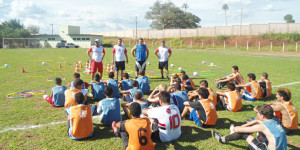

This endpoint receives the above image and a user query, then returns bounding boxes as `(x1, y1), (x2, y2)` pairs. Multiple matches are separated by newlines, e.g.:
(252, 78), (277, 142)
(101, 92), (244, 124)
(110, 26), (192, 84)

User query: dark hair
(197, 88), (209, 99)
(55, 78), (62, 85)
(182, 75), (189, 80)
(109, 72), (114, 78)
(73, 73), (80, 79)
(173, 74), (179, 79)
(175, 78), (181, 83)
(123, 73), (129, 79)
(139, 70), (145, 76)
(159, 91), (170, 104)
(73, 79), (84, 88)
(174, 83), (181, 90)
(200, 80), (208, 88)
(95, 74), (101, 82)
(180, 70), (186, 74)
(134, 91), (143, 100)
(277, 90), (291, 101)
(261, 72), (268, 79)
(75, 92), (84, 104)
(131, 80), (139, 87)
(247, 73), (256, 80)
(104, 86), (113, 97)
(139, 38), (144, 41)
(227, 82), (236, 91)
(258, 104), (274, 119)
(118, 39), (122, 41)
(130, 102), (141, 118)
(232, 66), (239, 71)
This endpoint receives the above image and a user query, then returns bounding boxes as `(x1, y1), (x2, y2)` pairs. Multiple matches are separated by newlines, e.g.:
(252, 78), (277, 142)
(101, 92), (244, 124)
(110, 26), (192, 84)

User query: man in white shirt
(155, 40), (172, 80)
(142, 91), (181, 142)
(112, 39), (128, 80)
(87, 39), (105, 82)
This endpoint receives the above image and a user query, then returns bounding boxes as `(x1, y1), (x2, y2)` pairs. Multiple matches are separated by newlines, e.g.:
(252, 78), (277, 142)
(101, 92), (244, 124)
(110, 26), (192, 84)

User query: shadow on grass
(259, 94), (276, 102)
(227, 143), (248, 149)
(214, 118), (244, 129)
(85, 124), (113, 141)
(240, 104), (255, 112)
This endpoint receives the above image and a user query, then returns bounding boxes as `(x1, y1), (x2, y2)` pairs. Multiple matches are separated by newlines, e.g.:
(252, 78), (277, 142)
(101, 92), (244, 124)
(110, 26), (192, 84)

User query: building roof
(68, 34), (103, 37)
(31, 34), (59, 36)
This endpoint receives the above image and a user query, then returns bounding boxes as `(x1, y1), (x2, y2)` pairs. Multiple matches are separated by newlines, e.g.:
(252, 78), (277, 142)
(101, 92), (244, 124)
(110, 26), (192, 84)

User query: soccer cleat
(230, 124), (235, 134)
(111, 121), (118, 137)
(212, 130), (225, 144)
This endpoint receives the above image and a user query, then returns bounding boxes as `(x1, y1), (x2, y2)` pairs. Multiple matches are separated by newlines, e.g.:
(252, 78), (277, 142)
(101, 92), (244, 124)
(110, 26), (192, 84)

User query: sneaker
(111, 121), (118, 137)
(230, 124), (235, 134)
(244, 119), (252, 123)
(212, 130), (226, 144)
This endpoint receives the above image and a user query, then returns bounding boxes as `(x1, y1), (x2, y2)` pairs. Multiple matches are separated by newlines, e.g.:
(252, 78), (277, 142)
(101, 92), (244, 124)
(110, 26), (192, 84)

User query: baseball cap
(95, 39), (100, 42)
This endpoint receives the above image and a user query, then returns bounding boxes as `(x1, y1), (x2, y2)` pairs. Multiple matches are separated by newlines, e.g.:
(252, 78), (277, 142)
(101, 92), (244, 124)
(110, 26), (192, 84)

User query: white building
(31, 25), (102, 48)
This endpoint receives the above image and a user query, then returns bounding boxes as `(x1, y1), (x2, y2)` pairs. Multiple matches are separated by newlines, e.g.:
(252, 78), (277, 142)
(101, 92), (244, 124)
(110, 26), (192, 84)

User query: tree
(27, 25), (40, 34)
(222, 4), (229, 26)
(182, 3), (189, 13)
(284, 14), (295, 23)
(145, 1), (200, 30)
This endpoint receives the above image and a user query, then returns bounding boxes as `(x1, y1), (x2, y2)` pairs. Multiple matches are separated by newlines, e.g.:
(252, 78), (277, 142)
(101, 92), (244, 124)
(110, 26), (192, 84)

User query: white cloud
(6, 0), (46, 19)
(264, 4), (273, 10)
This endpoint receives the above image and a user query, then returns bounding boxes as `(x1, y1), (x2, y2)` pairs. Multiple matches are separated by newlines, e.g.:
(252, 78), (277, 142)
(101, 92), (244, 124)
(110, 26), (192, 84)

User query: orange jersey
(265, 80), (272, 98)
(198, 99), (218, 125)
(275, 111), (282, 121)
(189, 78), (196, 89)
(281, 102), (298, 129)
(68, 105), (94, 139)
(225, 91), (242, 112)
(125, 118), (154, 150)
(246, 81), (262, 99)
(207, 88), (217, 106)
(65, 89), (81, 108)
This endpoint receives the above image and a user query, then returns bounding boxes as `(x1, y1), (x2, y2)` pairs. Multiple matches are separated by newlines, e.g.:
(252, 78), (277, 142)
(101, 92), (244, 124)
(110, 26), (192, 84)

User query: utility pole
(240, 8), (243, 36)
(50, 24), (53, 35)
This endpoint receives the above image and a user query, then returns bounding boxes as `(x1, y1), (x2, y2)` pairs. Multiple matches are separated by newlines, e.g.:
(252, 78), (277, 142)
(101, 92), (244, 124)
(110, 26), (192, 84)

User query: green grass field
(0, 48), (299, 149)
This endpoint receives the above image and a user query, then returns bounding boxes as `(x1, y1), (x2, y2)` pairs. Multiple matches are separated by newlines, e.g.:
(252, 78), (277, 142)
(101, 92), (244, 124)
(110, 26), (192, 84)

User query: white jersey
(89, 45), (105, 62)
(147, 104), (181, 142)
(156, 46), (171, 62)
(113, 45), (127, 62)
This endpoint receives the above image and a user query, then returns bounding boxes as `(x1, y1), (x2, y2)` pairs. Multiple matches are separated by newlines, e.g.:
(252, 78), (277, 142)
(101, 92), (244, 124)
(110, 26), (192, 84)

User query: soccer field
(0, 48), (299, 149)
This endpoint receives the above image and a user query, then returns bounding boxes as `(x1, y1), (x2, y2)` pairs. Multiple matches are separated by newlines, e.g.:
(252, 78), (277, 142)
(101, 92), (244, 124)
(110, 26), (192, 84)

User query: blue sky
(0, 0), (299, 34)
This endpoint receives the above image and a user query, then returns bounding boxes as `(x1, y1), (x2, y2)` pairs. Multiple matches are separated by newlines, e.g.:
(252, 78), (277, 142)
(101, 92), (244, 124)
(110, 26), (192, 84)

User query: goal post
(2, 38), (43, 49)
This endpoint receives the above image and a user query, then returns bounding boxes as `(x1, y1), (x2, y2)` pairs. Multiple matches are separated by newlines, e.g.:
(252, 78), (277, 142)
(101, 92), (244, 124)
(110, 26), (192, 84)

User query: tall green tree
(222, 4), (229, 26)
(284, 14), (295, 23)
(145, 0), (201, 30)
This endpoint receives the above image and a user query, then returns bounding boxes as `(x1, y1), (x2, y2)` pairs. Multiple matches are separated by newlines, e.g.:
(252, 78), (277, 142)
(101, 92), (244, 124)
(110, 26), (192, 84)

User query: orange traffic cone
(85, 61), (89, 71)
(80, 63), (83, 69)
(88, 62), (92, 74)
(74, 62), (79, 72)
(107, 63), (110, 72)
(110, 64), (114, 72)
(59, 64), (62, 69)
(21, 66), (25, 73)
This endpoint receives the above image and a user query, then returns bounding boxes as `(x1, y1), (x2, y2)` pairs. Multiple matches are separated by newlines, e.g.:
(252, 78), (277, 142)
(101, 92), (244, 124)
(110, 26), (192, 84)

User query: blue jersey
(263, 119), (287, 150)
(171, 91), (189, 113)
(92, 82), (106, 100)
(108, 79), (120, 98)
(127, 87), (144, 103)
(52, 86), (67, 106)
(97, 98), (121, 125)
(121, 79), (133, 90)
(133, 99), (148, 118)
(70, 81), (85, 89)
(137, 76), (150, 94)
(136, 44), (147, 61)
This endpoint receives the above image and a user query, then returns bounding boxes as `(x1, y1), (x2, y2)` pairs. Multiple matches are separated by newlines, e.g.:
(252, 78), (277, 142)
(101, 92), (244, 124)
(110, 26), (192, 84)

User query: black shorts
(248, 138), (268, 150)
(115, 61), (125, 71)
(135, 60), (146, 71)
(159, 61), (168, 70)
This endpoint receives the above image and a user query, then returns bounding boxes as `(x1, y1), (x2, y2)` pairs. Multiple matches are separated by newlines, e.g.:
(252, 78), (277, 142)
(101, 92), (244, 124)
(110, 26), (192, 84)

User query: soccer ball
(4, 64), (8, 67)
(202, 61), (205, 64)
(193, 72), (198, 76)
(147, 62), (150, 65)
(178, 67), (182, 71)
(211, 63), (214, 66)
(128, 73), (131, 77)
(78, 61), (82, 64)
(171, 64), (174, 67)
(42, 62), (45, 65)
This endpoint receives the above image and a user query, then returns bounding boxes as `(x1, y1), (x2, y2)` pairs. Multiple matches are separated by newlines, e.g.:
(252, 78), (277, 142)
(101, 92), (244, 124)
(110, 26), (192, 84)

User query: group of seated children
(42, 65), (297, 150)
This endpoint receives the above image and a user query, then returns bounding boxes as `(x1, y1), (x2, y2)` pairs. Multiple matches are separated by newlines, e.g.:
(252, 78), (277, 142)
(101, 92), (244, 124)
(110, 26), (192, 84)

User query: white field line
(0, 116), (100, 133)
(272, 81), (300, 88)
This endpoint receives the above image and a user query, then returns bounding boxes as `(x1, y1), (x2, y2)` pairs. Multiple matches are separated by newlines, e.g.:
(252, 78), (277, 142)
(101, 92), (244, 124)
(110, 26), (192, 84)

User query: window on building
(47, 38), (55, 41)
(82, 38), (86, 40)
(86, 38), (90, 40)
(77, 38), (80, 40)
(73, 38), (76, 41)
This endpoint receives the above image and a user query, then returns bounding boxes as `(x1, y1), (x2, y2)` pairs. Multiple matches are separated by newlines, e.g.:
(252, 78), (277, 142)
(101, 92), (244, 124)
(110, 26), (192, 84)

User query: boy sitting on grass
(148, 84), (170, 106)
(258, 72), (272, 98)
(91, 73), (106, 100)
(120, 80), (144, 103)
(188, 80), (217, 106)
(112, 102), (154, 150)
(65, 79), (88, 108)
(66, 92), (95, 140)
(181, 88), (218, 127)
(236, 73), (262, 101)
(105, 72), (121, 99)
(214, 66), (244, 89)
(121, 91), (148, 118)
(216, 82), (243, 112)
(69, 73), (89, 89)
(119, 73), (133, 91)
(137, 70), (151, 94)
(97, 86), (121, 126)
(170, 83), (189, 113)
(43, 77), (67, 107)
(180, 71), (195, 90)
